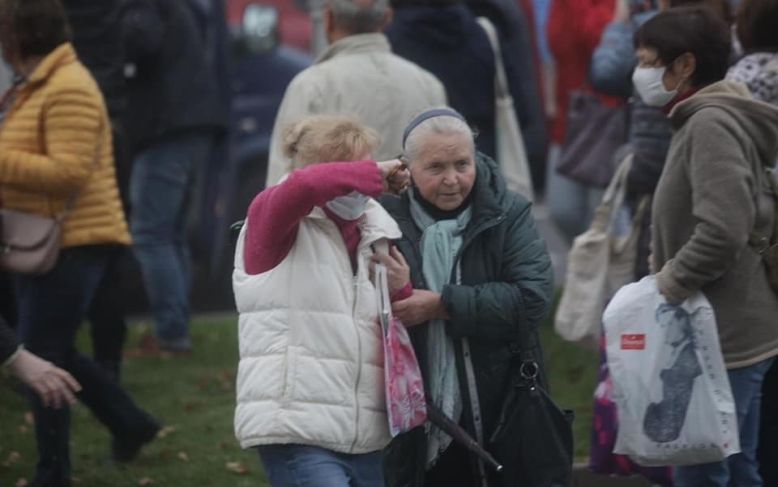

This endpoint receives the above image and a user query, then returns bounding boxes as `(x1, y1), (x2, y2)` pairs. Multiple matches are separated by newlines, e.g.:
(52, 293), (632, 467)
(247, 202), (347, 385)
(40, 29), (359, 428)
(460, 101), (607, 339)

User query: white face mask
(325, 191), (369, 220)
(632, 66), (679, 107)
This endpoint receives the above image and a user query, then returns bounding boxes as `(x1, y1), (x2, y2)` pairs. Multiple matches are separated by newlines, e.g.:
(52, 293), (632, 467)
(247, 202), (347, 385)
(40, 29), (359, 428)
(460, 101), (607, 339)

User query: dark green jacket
(380, 155), (554, 486)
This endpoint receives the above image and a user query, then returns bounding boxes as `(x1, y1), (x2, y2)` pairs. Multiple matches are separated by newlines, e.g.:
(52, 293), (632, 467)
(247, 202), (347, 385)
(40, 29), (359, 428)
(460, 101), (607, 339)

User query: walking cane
(425, 401), (504, 472)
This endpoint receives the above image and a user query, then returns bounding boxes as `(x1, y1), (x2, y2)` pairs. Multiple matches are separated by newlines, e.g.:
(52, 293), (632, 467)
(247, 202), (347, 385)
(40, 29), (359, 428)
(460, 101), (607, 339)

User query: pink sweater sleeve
(243, 161), (384, 274)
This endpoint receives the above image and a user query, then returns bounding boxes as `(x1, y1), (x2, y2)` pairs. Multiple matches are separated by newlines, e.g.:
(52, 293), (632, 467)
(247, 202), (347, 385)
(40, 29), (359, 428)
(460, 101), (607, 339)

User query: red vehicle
(227, 0), (312, 52)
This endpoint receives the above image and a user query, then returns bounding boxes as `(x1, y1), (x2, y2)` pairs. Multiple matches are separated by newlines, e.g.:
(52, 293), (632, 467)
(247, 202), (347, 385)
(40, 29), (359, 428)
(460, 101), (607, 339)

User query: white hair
(327, 0), (389, 34)
(403, 112), (476, 163)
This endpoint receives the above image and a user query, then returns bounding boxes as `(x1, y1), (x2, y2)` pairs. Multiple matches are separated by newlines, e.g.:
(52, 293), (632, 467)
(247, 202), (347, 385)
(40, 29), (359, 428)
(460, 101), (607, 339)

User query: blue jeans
(545, 144), (604, 241)
(15, 246), (158, 487)
(674, 358), (775, 487)
(257, 445), (384, 487)
(130, 133), (210, 349)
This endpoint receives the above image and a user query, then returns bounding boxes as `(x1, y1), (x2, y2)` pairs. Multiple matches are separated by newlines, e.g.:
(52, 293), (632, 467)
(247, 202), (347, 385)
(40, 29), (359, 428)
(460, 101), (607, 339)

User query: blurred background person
(545, 0), (621, 241)
(62, 0), (130, 381)
(386, 0), (548, 193)
(264, 0), (446, 186)
(637, 7), (778, 485)
(0, 0), (161, 484)
(726, 0), (778, 483)
(120, 0), (227, 354)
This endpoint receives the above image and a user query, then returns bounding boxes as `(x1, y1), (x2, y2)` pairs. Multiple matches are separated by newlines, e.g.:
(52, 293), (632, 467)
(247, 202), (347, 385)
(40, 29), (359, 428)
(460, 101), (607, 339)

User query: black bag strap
(508, 290), (544, 389)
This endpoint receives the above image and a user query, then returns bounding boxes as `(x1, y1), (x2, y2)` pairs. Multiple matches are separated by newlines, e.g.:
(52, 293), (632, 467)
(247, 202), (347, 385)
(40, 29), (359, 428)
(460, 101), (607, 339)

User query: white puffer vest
(233, 200), (400, 453)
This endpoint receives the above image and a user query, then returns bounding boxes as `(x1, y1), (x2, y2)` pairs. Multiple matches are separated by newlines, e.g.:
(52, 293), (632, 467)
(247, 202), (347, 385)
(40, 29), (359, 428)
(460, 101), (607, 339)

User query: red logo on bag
(621, 334), (646, 350)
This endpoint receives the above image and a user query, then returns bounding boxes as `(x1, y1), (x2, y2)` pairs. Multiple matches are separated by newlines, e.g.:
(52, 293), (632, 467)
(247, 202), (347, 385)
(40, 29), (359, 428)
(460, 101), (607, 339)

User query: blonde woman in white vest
(232, 114), (411, 486)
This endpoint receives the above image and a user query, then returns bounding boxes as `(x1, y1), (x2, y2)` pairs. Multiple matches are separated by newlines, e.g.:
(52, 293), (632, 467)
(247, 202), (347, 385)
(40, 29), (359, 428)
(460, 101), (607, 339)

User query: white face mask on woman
(325, 191), (369, 220)
(632, 66), (679, 107)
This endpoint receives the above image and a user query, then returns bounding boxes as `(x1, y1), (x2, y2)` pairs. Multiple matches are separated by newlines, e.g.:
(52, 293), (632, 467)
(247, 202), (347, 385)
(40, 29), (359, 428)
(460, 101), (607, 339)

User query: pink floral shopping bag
(375, 264), (427, 436)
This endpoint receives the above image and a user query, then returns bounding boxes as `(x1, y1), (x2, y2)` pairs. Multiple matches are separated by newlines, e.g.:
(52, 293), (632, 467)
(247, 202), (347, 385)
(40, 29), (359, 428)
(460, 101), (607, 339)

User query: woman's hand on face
(392, 289), (448, 327)
(376, 159), (410, 195)
(371, 246), (411, 293)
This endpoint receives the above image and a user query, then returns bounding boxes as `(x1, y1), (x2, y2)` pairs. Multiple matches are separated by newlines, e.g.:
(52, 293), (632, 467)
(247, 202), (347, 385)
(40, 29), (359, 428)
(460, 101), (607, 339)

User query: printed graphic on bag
(621, 334), (646, 350)
(642, 305), (702, 443)
(604, 276), (740, 466)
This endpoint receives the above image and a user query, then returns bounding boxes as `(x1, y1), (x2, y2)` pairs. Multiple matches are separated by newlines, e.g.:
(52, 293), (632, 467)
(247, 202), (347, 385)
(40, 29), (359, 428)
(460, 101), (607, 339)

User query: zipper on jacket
(349, 274), (362, 452)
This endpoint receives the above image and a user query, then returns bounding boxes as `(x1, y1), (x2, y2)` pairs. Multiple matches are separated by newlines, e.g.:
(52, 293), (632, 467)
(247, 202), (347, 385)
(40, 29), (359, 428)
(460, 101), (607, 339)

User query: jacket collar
(25, 43), (77, 86)
(315, 33), (391, 64)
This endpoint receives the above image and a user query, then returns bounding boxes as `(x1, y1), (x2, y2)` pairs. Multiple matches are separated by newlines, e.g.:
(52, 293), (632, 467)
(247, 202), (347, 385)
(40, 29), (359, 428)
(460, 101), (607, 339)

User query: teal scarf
(409, 189), (472, 467)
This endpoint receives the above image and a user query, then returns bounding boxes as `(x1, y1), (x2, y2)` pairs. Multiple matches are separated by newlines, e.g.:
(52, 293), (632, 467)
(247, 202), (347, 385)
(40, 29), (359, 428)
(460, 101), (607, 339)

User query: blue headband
(401, 108), (467, 149)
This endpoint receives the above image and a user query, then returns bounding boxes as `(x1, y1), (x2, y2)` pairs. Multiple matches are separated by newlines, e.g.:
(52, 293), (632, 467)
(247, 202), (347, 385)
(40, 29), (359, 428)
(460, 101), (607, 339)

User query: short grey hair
(327, 0), (390, 34)
(403, 112), (476, 163)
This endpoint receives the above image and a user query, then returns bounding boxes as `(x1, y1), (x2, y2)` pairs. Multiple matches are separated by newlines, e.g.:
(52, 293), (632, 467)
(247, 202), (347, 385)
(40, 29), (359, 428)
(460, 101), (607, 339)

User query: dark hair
(736, 0), (778, 52)
(0, 0), (71, 65)
(634, 7), (731, 87)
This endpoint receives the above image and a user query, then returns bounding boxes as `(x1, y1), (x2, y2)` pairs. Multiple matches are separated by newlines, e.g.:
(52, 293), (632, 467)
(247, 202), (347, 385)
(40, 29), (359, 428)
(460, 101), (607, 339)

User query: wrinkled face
(409, 131), (476, 211)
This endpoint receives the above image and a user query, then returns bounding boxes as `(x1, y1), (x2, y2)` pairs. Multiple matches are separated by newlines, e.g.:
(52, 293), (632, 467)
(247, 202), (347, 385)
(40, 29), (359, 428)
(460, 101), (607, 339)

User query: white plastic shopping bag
(603, 276), (740, 466)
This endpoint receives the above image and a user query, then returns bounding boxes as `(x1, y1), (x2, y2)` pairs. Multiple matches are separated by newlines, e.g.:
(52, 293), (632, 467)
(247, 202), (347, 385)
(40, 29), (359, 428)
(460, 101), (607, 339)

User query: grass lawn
(0, 314), (598, 486)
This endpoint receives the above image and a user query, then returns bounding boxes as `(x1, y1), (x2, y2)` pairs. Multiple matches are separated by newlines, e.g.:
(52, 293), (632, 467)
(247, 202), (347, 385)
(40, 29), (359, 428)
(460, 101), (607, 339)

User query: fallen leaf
(17, 425), (28, 434)
(71, 477), (81, 484)
(15, 479), (27, 487)
(158, 449), (175, 461)
(138, 477), (154, 486)
(3, 451), (21, 467)
(156, 425), (177, 439)
(218, 441), (229, 450)
(23, 412), (34, 425)
(177, 451), (189, 462)
(225, 461), (249, 475)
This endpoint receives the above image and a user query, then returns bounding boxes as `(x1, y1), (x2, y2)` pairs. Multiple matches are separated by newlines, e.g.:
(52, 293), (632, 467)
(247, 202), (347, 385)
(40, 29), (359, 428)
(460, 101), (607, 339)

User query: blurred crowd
(0, 0), (777, 486)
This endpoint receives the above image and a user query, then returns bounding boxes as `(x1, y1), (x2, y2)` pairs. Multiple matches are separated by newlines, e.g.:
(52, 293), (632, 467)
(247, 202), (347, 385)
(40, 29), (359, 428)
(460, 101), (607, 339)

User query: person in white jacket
(233, 115), (412, 486)
(264, 0), (447, 186)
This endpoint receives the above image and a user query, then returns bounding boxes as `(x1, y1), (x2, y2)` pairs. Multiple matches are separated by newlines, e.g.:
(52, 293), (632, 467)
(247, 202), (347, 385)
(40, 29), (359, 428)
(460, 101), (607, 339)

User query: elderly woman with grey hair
(379, 107), (554, 486)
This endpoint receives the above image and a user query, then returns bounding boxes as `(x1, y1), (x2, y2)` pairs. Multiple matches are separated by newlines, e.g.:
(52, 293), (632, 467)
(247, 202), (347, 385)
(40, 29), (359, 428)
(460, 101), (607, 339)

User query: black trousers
(758, 359), (778, 485)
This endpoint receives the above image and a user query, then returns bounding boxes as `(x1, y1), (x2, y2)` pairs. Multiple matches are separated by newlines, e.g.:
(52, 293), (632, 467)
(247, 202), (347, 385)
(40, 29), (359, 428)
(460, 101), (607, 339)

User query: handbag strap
(373, 262), (391, 337)
(476, 17), (510, 101)
(589, 154), (633, 233)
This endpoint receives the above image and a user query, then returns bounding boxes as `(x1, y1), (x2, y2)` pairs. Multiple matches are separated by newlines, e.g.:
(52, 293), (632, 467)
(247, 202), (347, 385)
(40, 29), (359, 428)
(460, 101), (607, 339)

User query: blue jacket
(589, 11), (671, 196)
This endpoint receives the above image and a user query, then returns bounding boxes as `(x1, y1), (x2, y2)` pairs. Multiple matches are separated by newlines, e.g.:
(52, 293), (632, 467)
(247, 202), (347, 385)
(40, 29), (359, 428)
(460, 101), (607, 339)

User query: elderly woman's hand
(376, 159), (410, 195)
(392, 290), (449, 327)
(371, 246), (410, 293)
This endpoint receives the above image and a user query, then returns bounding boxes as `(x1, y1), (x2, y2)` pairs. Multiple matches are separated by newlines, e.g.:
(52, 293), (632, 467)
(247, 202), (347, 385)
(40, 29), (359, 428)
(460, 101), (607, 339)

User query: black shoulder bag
(488, 321), (575, 487)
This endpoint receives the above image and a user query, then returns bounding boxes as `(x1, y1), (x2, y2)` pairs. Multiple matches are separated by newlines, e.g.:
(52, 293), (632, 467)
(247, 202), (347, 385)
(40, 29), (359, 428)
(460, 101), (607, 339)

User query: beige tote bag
(554, 155), (649, 344)
(477, 17), (534, 201)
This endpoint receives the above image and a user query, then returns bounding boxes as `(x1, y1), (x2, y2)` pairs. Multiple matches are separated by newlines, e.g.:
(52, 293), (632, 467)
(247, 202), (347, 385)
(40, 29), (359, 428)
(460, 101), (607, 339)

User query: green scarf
(409, 189), (472, 467)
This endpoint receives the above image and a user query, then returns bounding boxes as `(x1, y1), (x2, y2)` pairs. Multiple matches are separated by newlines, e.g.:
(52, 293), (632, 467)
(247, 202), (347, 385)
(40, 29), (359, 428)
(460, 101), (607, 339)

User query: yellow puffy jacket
(0, 43), (130, 248)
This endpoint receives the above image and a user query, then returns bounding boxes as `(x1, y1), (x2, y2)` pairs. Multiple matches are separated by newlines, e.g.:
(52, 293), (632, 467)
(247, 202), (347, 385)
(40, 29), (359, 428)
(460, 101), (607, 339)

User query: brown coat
(653, 81), (778, 368)
(0, 43), (130, 248)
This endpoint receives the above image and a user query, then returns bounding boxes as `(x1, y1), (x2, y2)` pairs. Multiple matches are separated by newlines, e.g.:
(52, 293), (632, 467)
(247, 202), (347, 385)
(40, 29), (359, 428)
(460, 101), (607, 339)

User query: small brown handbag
(0, 208), (64, 275)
